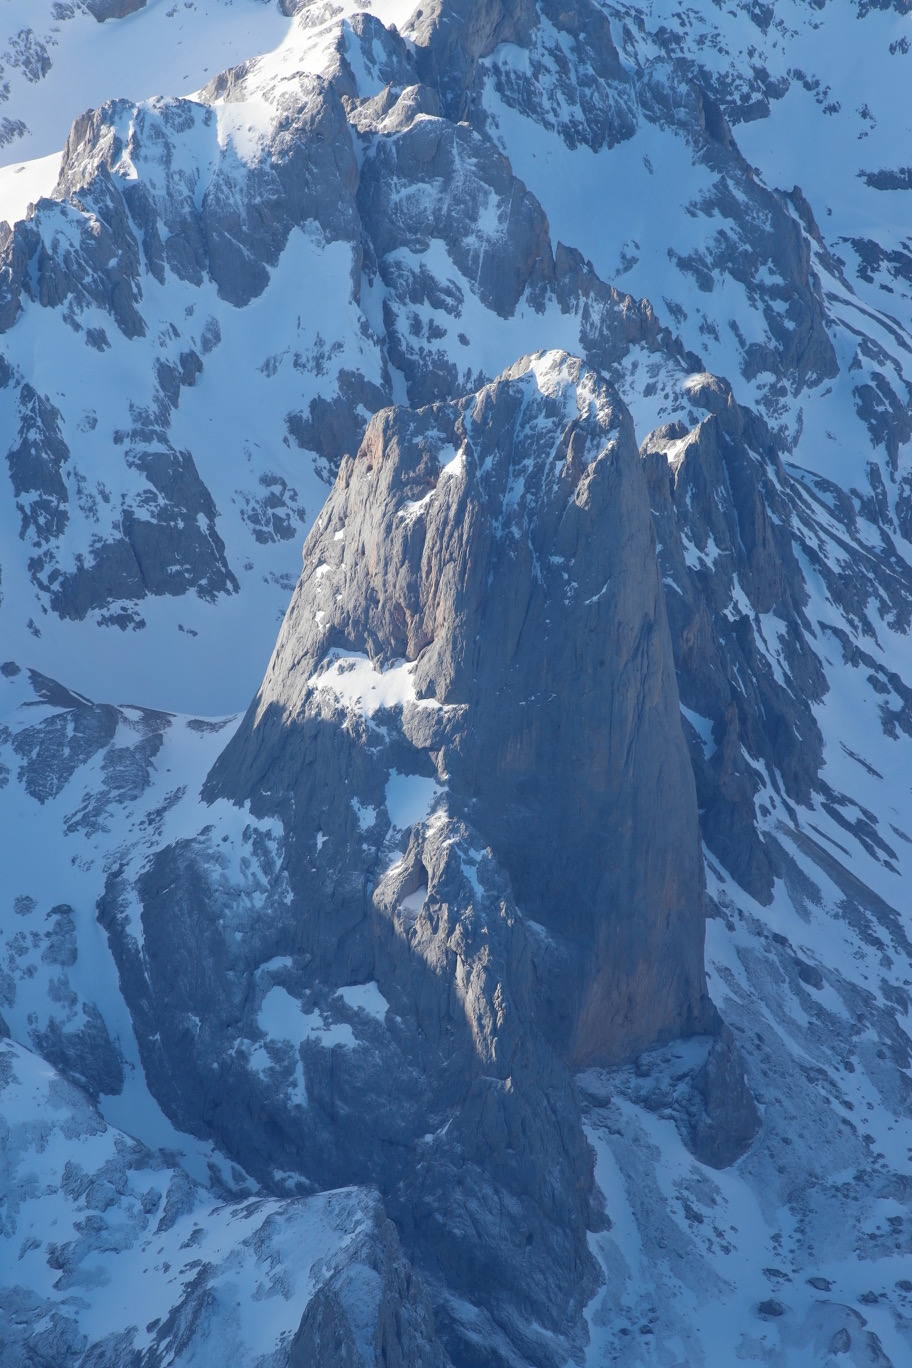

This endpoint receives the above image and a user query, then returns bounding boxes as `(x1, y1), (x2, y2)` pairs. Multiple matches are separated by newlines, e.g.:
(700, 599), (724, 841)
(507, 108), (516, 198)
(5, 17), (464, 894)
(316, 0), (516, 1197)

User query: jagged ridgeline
(1, 1), (912, 1366)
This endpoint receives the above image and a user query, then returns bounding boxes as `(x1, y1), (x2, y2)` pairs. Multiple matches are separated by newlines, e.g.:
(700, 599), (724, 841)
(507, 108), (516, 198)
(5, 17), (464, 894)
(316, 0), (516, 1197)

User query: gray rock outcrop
(88, 354), (730, 1367)
(219, 350), (714, 1065)
(86, 0), (148, 20)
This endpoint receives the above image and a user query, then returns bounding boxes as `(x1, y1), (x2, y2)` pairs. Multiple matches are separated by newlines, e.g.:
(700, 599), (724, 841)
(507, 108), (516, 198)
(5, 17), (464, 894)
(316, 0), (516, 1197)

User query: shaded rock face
(409, 0), (631, 148)
(289, 1211), (452, 1368)
(684, 1024), (762, 1169)
(640, 376), (912, 908)
(218, 351), (714, 1066)
(99, 807), (602, 1368)
(97, 791), (602, 1368)
(89, 354), (724, 1367)
(357, 107), (550, 323)
(579, 1024), (761, 1173)
(641, 398), (828, 903)
(85, 0), (148, 19)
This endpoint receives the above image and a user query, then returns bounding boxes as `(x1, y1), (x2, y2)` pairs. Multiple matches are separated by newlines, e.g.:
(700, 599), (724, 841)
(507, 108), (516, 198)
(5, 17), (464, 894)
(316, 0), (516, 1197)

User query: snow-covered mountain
(2, 1), (912, 1365)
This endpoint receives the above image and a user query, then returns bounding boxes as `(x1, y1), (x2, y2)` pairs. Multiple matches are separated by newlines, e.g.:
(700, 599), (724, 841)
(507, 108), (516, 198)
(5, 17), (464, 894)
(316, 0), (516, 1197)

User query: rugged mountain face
(0, 355), (747, 1368)
(216, 352), (714, 1066)
(0, 0), (690, 711)
(2, 1), (912, 1366)
(1, 1034), (445, 1368)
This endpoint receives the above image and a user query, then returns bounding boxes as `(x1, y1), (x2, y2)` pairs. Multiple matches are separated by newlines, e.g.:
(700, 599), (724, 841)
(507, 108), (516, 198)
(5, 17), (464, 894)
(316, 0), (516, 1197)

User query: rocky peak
(215, 350), (715, 1065)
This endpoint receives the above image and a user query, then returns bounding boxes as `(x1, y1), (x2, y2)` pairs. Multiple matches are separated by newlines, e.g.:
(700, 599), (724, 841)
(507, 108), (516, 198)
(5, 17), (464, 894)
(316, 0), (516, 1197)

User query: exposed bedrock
(215, 349), (716, 1067)
(95, 352), (756, 1366)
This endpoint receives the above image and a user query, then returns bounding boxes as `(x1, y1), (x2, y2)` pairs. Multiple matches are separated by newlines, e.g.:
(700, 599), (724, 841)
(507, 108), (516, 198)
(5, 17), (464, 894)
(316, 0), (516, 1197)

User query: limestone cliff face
(13, 336), (909, 1363)
(84, 351), (721, 1367)
(215, 351), (714, 1066)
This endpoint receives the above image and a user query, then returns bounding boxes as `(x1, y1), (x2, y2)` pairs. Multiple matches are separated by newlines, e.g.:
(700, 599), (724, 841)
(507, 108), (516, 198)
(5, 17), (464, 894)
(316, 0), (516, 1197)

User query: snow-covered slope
(478, 0), (912, 506)
(1, 1035), (409, 1368)
(0, 0), (291, 165)
(0, 0), (688, 711)
(2, 1), (912, 1365)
